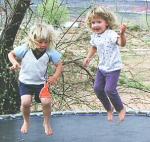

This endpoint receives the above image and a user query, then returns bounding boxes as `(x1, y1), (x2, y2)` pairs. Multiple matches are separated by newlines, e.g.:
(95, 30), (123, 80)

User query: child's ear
(105, 21), (109, 27)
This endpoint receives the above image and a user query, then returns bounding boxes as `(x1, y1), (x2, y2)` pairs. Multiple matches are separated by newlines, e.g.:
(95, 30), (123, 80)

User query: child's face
(36, 39), (49, 52)
(91, 15), (108, 34)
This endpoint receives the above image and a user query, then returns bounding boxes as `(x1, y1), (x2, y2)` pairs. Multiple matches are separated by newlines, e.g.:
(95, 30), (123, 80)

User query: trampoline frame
(1, 110), (150, 142)
(1, 110), (150, 120)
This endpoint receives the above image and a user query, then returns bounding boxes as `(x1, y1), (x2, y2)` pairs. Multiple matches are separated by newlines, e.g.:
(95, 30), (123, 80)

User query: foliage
(37, 0), (70, 26)
(128, 24), (141, 31)
(120, 73), (150, 93)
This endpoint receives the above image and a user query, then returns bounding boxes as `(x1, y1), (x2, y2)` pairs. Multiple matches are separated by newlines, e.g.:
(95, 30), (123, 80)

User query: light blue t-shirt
(14, 44), (62, 64)
(90, 29), (123, 72)
(14, 44), (62, 84)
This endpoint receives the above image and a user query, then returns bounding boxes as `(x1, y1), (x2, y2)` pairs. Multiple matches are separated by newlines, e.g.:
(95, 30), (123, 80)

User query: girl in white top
(8, 23), (63, 136)
(83, 6), (127, 121)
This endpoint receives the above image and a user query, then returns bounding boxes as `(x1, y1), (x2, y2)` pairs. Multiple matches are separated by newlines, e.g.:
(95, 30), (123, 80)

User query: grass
(117, 13), (150, 30)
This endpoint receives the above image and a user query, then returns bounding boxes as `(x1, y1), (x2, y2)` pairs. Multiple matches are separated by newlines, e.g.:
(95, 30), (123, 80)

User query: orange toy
(39, 83), (52, 99)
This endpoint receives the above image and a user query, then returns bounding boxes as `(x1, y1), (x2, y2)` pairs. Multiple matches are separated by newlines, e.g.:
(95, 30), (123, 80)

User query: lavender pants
(94, 69), (123, 112)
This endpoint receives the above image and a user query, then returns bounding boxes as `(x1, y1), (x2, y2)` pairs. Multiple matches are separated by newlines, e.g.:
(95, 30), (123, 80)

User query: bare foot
(20, 122), (29, 134)
(107, 107), (114, 122)
(43, 123), (53, 136)
(119, 107), (126, 121)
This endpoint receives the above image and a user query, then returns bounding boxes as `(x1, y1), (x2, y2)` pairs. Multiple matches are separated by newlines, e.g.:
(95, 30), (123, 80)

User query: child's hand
(47, 76), (57, 85)
(10, 62), (21, 70)
(83, 57), (91, 68)
(120, 24), (127, 35)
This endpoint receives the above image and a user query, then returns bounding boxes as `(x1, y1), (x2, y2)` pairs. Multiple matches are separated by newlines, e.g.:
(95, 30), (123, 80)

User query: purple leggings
(94, 69), (123, 112)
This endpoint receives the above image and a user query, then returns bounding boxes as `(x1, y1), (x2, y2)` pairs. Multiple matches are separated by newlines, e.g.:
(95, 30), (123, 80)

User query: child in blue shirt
(8, 23), (63, 136)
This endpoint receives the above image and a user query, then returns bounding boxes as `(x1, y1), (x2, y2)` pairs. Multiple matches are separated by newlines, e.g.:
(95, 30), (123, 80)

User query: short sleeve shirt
(90, 29), (123, 72)
(14, 44), (62, 84)
(14, 44), (62, 64)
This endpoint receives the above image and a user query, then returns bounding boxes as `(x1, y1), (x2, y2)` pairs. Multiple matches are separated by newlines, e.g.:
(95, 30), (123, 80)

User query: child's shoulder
(90, 33), (97, 39)
(46, 48), (56, 53)
(13, 43), (30, 59)
(105, 29), (118, 37)
(46, 48), (61, 56)
(106, 29), (117, 34)
(46, 48), (62, 64)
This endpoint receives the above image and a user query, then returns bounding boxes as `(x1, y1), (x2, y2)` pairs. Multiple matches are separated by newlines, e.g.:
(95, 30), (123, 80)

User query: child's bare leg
(119, 107), (126, 121)
(107, 107), (114, 121)
(41, 98), (53, 136)
(20, 95), (32, 134)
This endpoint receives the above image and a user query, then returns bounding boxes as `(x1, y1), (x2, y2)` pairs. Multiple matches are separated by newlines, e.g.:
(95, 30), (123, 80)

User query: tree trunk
(0, 0), (31, 114)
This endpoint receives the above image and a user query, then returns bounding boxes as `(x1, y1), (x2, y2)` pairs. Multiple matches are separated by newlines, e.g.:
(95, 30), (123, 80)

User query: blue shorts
(19, 81), (44, 103)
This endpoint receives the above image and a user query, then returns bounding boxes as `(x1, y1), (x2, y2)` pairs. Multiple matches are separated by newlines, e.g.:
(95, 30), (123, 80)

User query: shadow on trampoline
(0, 112), (150, 142)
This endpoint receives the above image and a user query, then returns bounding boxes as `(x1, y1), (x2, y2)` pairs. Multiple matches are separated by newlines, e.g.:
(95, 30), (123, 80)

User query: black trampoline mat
(0, 113), (150, 142)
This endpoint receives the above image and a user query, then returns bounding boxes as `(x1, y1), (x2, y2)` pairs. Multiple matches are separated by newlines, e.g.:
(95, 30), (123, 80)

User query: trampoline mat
(0, 113), (150, 142)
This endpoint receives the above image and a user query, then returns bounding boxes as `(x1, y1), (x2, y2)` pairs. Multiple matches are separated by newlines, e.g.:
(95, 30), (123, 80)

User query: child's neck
(35, 49), (46, 54)
(32, 49), (46, 59)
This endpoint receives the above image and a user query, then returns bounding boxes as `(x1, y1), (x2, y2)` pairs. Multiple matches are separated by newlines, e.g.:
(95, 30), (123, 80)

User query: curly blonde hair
(86, 6), (117, 30)
(27, 22), (56, 50)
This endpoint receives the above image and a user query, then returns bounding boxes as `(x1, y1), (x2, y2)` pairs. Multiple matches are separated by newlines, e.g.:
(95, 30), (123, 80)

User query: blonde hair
(86, 6), (117, 30)
(27, 23), (56, 50)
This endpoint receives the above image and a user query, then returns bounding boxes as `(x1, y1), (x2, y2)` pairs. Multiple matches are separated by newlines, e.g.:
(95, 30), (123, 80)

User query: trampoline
(0, 111), (150, 142)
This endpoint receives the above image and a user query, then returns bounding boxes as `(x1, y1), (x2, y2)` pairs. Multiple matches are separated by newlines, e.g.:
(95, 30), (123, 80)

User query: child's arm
(48, 62), (63, 85)
(117, 24), (127, 47)
(83, 46), (97, 67)
(8, 50), (21, 70)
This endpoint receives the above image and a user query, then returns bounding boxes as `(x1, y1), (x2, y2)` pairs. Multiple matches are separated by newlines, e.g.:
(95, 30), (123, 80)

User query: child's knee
(41, 98), (51, 106)
(104, 88), (117, 96)
(21, 95), (32, 108)
(21, 101), (31, 108)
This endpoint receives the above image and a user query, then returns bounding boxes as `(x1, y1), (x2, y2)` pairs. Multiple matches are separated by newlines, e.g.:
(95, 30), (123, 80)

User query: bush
(128, 24), (141, 31)
(37, 0), (70, 27)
